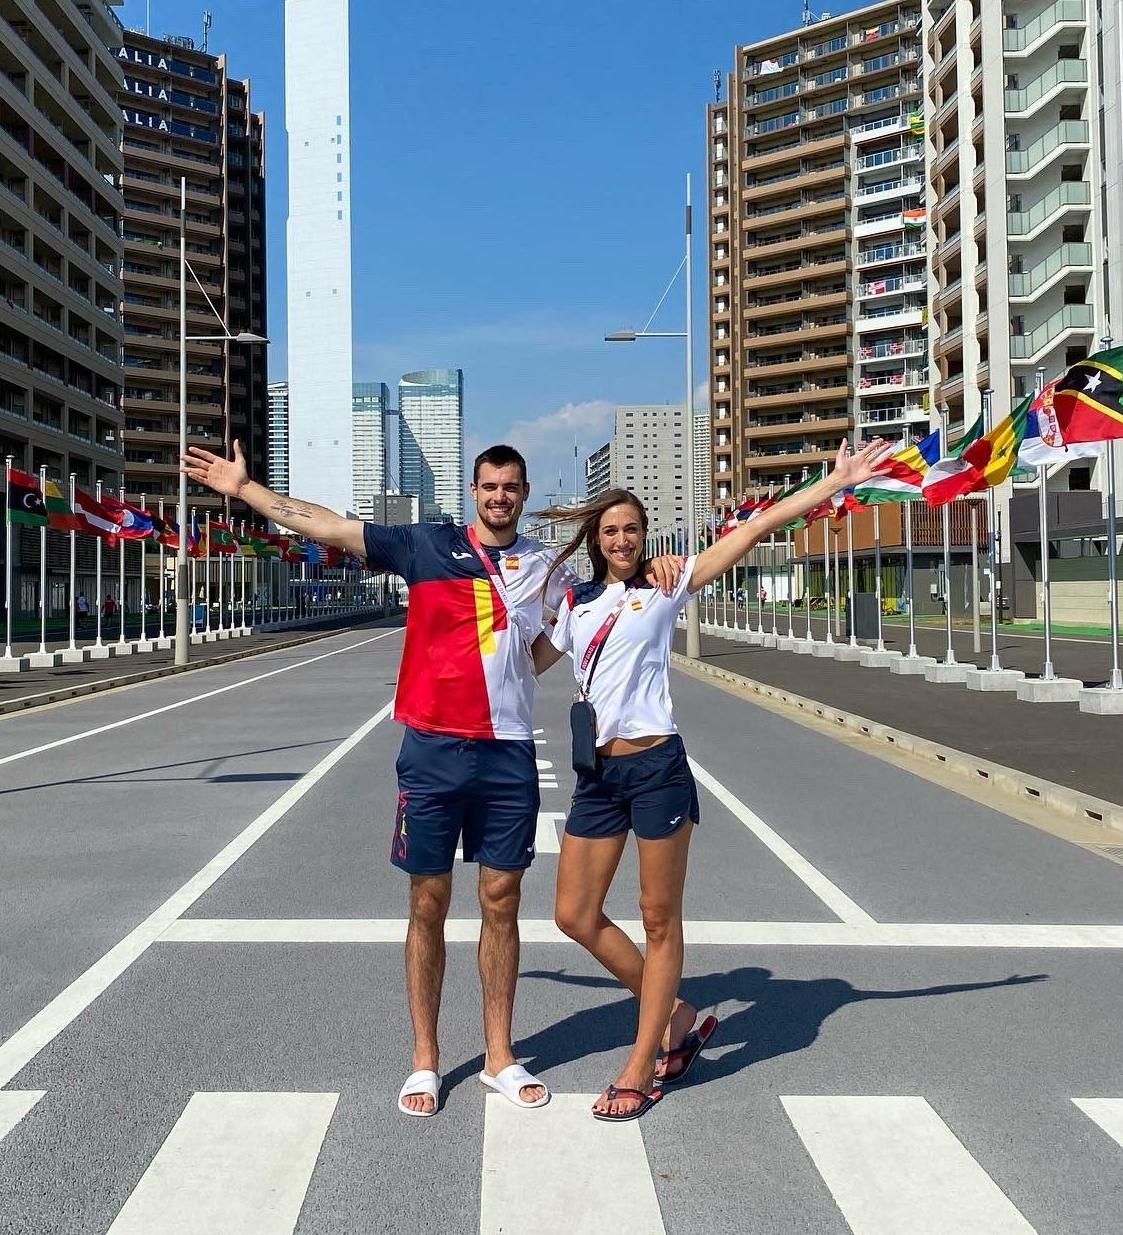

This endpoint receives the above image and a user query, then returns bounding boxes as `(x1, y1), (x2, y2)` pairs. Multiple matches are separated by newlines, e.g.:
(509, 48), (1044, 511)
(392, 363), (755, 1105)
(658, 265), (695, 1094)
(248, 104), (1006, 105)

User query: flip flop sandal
(397, 1069), (441, 1117)
(657, 1014), (719, 1086)
(478, 1063), (551, 1108)
(592, 1085), (663, 1123)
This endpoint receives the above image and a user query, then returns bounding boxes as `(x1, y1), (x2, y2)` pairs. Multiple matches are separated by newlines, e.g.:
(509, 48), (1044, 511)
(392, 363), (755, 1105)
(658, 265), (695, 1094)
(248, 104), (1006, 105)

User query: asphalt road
(1, 624), (1122, 1234)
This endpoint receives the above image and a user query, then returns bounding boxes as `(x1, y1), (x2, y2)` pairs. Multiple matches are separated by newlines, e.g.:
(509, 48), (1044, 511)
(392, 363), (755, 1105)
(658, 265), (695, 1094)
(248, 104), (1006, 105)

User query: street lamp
(176, 176), (268, 668)
(605, 173), (701, 659)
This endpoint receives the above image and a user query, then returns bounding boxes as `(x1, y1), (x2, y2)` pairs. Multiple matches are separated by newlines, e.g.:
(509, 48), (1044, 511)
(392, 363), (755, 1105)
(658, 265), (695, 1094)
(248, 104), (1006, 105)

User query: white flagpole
(833, 524), (841, 638)
(67, 472), (76, 652)
(117, 483), (127, 648)
(754, 540), (764, 633)
(769, 481), (778, 636)
(804, 523), (812, 642)
(139, 493), (147, 646)
(4, 456), (13, 659)
(873, 504), (885, 651)
(846, 510), (857, 647)
(204, 512), (212, 635)
(985, 386), (1003, 672)
(37, 464), (47, 655)
(158, 499), (166, 641)
(823, 511), (833, 644)
(1030, 371), (1055, 680)
(217, 516), (224, 634)
(784, 474), (795, 637)
(938, 412), (956, 665)
(1102, 332), (1122, 690)
(190, 508), (197, 637)
(904, 497), (918, 657)
(94, 479), (103, 649)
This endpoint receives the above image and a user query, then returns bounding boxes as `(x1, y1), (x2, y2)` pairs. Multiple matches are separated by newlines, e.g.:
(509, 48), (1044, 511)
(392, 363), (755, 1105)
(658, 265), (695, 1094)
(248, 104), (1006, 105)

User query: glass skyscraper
(352, 382), (389, 520)
(398, 369), (464, 524)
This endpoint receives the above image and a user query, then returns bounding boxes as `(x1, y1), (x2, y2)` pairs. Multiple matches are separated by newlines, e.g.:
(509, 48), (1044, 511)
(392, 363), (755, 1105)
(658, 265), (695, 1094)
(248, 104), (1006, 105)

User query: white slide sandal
(397, 1069), (441, 1117)
(478, 1063), (551, 1108)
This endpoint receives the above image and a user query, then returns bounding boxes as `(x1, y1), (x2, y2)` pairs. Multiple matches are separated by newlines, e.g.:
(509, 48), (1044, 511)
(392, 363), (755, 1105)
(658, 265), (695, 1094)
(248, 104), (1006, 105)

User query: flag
(304, 542), (323, 565)
(855, 429), (940, 504)
(1049, 346), (1123, 443)
(149, 511), (179, 550)
(280, 536), (305, 563)
(902, 208), (925, 230)
(1016, 380), (1104, 468)
(832, 488), (866, 519)
(189, 510), (205, 559)
(208, 519), (238, 555)
(6, 467), (47, 527)
(256, 532), (282, 559)
(44, 479), (83, 532)
(920, 415), (985, 505)
(923, 409), (1027, 506)
(101, 495), (154, 539)
(73, 487), (123, 544)
(235, 530), (258, 557)
(908, 112), (924, 136)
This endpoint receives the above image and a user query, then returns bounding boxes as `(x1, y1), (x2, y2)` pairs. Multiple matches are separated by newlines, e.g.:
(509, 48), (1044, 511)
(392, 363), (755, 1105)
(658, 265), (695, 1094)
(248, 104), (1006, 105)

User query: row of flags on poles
(719, 344), (1123, 538)
(3, 468), (362, 569)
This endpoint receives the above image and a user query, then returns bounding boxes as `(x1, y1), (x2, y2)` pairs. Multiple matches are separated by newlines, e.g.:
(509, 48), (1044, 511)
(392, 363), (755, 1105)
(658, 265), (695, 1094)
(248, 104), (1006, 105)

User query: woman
(532, 438), (890, 1121)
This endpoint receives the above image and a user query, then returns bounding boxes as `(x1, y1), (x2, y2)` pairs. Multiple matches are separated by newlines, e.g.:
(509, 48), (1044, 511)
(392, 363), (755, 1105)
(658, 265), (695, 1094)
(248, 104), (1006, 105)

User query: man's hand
(181, 440), (249, 499)
(830, 437), (895, 489)
(645, 554), (685, 597)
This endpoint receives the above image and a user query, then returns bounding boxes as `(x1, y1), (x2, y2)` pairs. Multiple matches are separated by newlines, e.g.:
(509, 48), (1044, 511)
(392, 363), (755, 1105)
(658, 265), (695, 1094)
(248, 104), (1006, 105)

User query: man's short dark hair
(473, 444), (528, 485)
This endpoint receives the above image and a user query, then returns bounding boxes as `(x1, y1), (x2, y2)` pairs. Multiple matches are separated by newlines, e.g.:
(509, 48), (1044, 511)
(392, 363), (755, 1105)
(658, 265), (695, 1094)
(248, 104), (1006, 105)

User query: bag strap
(576, 584), (634, 697)
(466, 525), (512, 609)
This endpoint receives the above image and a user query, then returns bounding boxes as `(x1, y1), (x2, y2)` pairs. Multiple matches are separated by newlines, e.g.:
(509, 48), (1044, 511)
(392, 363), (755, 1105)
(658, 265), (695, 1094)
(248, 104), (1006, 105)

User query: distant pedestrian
(103, 594), (116, 619)
(76, 593), (90, 626)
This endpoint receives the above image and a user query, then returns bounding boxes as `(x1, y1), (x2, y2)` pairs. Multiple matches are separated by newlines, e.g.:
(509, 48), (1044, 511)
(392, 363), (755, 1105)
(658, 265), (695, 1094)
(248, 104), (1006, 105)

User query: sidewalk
(675, 623), (1123, 809)
(0, 613), (402, 715)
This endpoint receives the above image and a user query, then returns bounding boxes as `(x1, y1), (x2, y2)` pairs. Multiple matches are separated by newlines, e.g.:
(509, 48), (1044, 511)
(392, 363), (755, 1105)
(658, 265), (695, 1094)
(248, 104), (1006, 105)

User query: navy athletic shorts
(566, 735), (699, 841)
(391, 727), (540, 875)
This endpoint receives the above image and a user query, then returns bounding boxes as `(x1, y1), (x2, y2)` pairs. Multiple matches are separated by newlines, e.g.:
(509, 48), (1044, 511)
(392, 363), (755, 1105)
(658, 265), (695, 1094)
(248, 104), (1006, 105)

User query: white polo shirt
(548, 557), (697, 743)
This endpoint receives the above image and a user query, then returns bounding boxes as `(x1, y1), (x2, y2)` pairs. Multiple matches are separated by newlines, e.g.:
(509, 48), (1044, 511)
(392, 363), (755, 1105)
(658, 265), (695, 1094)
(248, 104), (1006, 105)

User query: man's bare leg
(403, 872), (452, 1114)
(478, 865), (545, 1103)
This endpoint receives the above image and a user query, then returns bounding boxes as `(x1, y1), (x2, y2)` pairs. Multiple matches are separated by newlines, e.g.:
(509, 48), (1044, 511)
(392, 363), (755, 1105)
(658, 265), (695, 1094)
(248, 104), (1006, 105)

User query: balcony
(1004, 60), (1087, 116)
(857, 240), (926, 268)
(1009, 303), (1094, 360)
(1007, 181), (1091, 238)
(1005, 119), (1089, 177)
(1008, 242), (1093, 299)
(1002, 0), (1086, 54)
(747, 415), (849, 441)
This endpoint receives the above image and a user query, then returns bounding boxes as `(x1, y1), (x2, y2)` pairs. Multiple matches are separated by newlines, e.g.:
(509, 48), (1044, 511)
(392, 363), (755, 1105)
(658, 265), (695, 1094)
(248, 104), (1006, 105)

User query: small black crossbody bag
(570, 588), (632, 778)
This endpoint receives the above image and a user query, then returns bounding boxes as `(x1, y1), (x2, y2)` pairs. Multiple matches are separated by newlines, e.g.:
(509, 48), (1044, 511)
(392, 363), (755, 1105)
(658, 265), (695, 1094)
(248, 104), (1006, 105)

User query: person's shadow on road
(513, 966), (1048, 1086)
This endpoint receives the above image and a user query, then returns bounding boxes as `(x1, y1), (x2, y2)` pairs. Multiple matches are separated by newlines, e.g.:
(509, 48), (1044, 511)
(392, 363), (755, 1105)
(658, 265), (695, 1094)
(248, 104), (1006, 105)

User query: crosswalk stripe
(479, 1092), (665, 1234)
(781, 1095), (1036, 1234)
(455, 811), (563, 860)
(1073, 1098), (1123, 1149)
(106, 1092), (338, 1235)
(0, 1091), (45, 1143)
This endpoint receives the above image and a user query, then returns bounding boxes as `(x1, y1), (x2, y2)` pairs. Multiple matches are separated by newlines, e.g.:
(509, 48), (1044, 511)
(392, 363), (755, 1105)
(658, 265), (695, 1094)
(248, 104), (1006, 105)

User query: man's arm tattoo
(270, 498), (315, 521)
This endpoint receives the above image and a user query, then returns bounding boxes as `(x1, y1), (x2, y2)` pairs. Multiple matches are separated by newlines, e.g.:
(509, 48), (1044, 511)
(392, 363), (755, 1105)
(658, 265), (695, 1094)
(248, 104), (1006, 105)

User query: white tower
(284, 0), (353, 512)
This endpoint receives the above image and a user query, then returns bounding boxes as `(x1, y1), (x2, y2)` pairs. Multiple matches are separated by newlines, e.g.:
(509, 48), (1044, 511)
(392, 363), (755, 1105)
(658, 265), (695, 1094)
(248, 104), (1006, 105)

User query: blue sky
(120, 0), (843, 500)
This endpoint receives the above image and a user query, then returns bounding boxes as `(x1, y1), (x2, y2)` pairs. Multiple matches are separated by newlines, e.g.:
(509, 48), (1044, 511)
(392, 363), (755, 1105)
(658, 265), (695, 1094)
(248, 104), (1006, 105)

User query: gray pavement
(1, 627), (1122, 1233)
(678, 616), (1123, 808)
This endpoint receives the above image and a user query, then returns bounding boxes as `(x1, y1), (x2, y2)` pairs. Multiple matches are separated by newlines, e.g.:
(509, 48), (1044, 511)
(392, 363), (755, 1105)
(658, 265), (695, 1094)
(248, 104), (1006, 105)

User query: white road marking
(536, 758), (552, 770)
(454, 811), (563, 860)
(159, 918), (1123, 948)
(106, 1092), (338, 1235)
(1074, 1098), (1123, 1149)
(0, 629), (401, 770)
(0, 703), (393, 1088)
(688, 757), (875, 925)
(479, 1093), (665, 1235)
(782, 1095), (1035, 1234)
(0, 1091), (44, 1143)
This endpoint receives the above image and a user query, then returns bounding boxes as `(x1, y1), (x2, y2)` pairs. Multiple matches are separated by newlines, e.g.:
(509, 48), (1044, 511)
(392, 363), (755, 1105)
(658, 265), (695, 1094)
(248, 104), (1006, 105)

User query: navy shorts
(566, 735), (700, 841)
(391, 727), (540, 875)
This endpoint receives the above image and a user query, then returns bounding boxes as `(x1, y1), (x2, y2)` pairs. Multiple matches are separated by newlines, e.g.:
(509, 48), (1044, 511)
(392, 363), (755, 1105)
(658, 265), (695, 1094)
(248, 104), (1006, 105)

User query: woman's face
(598, 502), (644, 577)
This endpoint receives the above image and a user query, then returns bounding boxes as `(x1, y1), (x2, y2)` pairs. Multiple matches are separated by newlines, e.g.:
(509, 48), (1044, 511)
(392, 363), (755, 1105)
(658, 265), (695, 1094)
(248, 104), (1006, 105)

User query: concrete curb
(0, 621), (396, 717)
(672, 652), (1123, 833)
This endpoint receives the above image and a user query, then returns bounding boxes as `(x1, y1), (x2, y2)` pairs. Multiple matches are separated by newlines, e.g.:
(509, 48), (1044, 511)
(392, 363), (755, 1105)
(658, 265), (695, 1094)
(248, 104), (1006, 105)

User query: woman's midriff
(598, 734), (671, 757)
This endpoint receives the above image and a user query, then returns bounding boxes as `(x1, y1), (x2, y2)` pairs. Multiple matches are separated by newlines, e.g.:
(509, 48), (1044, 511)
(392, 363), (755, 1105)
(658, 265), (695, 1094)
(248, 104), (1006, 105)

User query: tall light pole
(176, 176), (268, 667)
(605, 173), (702, 658)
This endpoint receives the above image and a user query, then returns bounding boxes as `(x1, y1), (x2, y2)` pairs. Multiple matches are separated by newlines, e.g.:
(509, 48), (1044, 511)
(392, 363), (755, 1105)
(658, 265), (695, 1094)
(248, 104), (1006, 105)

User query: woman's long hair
(540, 488), (649, 594)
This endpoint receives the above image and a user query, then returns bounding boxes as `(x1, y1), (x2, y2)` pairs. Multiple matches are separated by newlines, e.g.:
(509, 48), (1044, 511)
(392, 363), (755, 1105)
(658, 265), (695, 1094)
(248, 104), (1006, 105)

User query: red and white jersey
(548, 557), (697, 743)
(364, 522), (576, 740)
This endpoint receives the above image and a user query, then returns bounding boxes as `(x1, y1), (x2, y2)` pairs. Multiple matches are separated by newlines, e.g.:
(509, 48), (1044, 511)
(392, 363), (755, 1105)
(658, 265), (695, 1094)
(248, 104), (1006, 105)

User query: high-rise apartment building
(267, 380), (288, 494)
(398, 368), (464, 524)
(610, 404), (689, 544)
(285, 0), (352, 513)
(116, 28), (267, 517)
(693, 410), (713, 521)
(585, 441), (612, 501)
(707, 2), (923, 503)
(352, 381), (389, 520)
(0, 0), (125, 494)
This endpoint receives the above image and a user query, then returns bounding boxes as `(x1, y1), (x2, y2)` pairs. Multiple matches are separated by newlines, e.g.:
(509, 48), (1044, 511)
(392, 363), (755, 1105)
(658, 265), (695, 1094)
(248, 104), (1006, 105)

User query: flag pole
(985, 387), (1003, 671)
(204, 511), (212, 635)
(94, 480), (103, 649)
(36, 465), (48, 656)
(938, 409), (955, 665)
(769, 481), (778, 636)
(804, 522), (813, 642)
(904, 497), (918, 657)
(117, 483), (127, 648)
(67, 473), (76, 652)
(4, 456), (13, 660)
(1030, 370), (1055, 680)
(846, 512), (856, 647)
(873, 504), (885, 652)
(1102, 333), (1122, 690)
(833, 524), (841, 638)
(754, 540), (764, 633)
(158, 499), (166, 642)
(822, 509), (832, 644)
(190, 508), (197, 637)
(139, 493), (147, 646)
(217, 516), (225, 634)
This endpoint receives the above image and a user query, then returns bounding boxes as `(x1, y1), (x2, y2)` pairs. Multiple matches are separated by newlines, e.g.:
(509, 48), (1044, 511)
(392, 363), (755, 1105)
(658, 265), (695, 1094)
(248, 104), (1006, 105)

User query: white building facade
(284, 0), (353, 512)
(398, 369), (464, 524)
(352, 382), (389, 520)
(610, 404), (690, 548)
(267, 381), (289, 495)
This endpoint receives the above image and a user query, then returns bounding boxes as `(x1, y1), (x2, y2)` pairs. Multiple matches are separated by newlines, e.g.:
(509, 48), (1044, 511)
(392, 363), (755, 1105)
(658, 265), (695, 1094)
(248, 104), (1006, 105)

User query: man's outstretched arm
(182, 441), (366, 558)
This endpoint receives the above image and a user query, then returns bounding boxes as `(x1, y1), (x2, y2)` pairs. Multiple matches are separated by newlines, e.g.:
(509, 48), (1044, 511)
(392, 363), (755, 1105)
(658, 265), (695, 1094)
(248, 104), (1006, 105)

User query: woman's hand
(645, 554), (685, 596)
(830, 437), (895, 490)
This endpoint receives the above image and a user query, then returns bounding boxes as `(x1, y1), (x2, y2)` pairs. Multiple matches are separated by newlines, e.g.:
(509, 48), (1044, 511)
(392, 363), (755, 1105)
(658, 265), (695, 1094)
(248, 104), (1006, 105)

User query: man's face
(471, 462), (529, 536)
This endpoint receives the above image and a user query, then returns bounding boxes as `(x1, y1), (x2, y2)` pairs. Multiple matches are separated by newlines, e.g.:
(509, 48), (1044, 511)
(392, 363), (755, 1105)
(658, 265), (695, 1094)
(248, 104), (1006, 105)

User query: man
(181, 439), (681, 1117)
